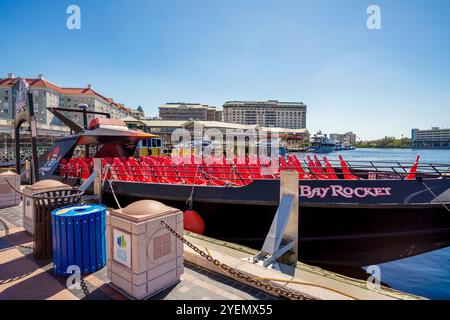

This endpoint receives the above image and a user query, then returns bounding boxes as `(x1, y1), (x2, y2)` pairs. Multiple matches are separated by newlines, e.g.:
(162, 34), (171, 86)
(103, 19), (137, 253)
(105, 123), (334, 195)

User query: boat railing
(54, 156), (450, 186)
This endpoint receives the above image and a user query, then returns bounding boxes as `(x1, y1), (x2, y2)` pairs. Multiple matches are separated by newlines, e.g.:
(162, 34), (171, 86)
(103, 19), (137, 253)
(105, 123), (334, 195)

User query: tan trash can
(0, 171), (20, 209)
(107, 200), (184, 300)
(23, 180), (72, 235)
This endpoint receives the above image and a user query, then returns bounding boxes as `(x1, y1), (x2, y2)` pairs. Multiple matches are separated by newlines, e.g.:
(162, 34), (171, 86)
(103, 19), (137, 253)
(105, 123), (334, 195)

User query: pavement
(0, 202), (277, 300)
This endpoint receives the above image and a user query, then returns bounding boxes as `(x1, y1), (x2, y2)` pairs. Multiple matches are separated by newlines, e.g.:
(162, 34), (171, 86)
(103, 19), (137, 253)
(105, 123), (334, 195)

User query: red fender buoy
(183, 210), (205, 235)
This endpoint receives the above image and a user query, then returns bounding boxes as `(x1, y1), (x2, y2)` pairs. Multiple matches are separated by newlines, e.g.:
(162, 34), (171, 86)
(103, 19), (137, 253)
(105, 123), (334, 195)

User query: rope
(5, 178), (27, 198)
(99, 164), (121, 209)
(423, 182), (450, 213)
(186, 161), (201, 210)
(101, 164), (111, 188)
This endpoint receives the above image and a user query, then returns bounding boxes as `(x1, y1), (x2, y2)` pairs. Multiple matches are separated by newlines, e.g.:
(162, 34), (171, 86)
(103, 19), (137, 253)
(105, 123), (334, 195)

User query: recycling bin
(23, 180), (72, 235)
(51, 204), (107, 276)
(33, 189), (83, 259)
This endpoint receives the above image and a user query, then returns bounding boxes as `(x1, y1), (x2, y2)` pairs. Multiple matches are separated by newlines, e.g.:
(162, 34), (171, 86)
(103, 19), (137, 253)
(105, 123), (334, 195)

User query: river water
(296, 148), (450, 299)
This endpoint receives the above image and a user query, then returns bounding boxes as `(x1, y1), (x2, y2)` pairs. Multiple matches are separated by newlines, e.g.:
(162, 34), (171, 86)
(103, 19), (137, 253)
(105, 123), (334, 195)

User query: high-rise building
(329, 132), (357, 144)
(223, 100), (307, 129)
(412, 127), (450, 149)
(159, 103), (222, 121)
(0, 73), (130, 127)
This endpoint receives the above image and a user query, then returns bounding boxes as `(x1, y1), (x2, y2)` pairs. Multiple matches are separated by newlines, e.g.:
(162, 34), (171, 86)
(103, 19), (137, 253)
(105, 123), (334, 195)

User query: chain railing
(160, 220), (315, 300)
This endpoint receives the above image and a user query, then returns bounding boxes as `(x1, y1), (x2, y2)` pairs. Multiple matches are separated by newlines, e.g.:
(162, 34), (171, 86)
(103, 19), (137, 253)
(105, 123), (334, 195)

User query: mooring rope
(423, 182), (450, 213)
(101, 165), (122, 209)
(186, 159), (201, 210)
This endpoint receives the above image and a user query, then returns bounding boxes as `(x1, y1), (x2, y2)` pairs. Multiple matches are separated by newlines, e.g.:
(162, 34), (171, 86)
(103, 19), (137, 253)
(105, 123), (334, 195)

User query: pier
(0, 199), (423, 300)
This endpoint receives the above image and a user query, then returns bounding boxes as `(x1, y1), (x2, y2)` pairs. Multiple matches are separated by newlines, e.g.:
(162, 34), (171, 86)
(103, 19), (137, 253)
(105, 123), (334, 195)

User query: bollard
(0, 171), (20, 209)
(107, 200), (184, 299)
(23, 180), (72, 235)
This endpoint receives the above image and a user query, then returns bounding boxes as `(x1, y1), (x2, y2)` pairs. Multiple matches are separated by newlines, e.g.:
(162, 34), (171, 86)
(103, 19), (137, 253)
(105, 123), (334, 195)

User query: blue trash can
(51, 204), (107, 276)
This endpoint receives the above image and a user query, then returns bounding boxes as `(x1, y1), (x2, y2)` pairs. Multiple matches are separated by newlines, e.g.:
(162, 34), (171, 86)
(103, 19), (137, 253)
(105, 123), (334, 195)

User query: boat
(343, 143), (356, 151)
(309, 132), (336, 153)
(334, 142), (343, 151)
(35, 114), (450, 267)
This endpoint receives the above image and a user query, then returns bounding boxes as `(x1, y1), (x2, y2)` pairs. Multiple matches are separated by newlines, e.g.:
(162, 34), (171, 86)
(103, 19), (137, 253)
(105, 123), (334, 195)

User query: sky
(0, 0), (449, 140)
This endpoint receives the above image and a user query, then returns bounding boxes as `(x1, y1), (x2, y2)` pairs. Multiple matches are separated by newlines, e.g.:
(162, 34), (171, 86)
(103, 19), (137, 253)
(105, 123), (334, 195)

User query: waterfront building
(223, 100), (307, 129)
(159, 103), (222, 121)
(329, 132), (357, 145)
(124, 118), (309, 150)
(128, 106), (146, 120)
(0, 73), (129, 128)
(412, 127), (450, 149)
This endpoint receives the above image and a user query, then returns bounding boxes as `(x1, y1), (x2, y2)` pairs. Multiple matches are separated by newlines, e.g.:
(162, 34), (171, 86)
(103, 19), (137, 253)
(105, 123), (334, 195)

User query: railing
(54, 155), (450, 187)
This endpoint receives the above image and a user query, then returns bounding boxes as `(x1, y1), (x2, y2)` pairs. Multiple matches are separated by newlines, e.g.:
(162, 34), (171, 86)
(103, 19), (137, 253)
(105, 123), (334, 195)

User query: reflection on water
(296, 148), (450, 299)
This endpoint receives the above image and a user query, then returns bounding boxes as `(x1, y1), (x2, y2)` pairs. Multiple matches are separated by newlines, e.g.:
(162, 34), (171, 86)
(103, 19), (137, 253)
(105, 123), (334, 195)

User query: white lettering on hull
(299, 185), (392, 199)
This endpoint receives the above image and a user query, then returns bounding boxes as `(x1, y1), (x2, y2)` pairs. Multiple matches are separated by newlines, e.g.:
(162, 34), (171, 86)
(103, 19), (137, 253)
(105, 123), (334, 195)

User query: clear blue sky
(1, 0), (449, 140)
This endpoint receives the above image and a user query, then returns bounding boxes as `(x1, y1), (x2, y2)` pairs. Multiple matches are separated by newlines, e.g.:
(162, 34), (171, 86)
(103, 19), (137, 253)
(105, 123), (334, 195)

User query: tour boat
(36, 115), (450, 267)
(309, 133), (336, 154)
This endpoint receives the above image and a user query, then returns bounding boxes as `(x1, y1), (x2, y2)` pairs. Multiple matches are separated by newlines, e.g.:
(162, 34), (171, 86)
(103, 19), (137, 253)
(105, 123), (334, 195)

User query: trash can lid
(110, 200), (179, 222)
(0, 171), (18, 176)
(52, 204), (106, 217)
(27, 179), (71, 191)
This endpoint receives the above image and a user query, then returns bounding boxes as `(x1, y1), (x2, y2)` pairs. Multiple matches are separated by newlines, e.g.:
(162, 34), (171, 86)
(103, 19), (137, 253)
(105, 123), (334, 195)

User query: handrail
(55, 156), (450, 186)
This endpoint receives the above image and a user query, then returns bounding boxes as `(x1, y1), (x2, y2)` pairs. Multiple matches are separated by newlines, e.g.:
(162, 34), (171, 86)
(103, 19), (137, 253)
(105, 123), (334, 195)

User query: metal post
(93, 158), (102, 204)
(25, 160), (30, 182)
(249, 170), (299, 272)
(28, 92), (39, 183)
(14, 126), (21, 174)
(279, 170), (299, 265)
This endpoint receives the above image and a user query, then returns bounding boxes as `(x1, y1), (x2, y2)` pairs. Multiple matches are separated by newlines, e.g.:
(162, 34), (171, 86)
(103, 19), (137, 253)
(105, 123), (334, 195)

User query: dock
(0, 202), (424, 300)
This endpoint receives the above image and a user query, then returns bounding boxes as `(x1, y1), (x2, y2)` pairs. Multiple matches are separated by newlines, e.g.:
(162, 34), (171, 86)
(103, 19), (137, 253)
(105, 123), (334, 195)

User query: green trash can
(33, 189), (84, 259)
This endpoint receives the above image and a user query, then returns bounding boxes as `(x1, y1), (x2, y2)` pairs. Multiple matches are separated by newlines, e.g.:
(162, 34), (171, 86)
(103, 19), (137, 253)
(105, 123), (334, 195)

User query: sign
(113, 229), (131, 268)
(13, 78), (29, 122)
(299, 185), (392, 199)
(38, 137), (78, 179)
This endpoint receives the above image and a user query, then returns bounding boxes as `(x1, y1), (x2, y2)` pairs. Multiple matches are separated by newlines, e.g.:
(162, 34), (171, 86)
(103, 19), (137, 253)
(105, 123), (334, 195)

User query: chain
(16, 244), (35, 251)
(160, 221), (315, 300)
(79, 277), (90, 296)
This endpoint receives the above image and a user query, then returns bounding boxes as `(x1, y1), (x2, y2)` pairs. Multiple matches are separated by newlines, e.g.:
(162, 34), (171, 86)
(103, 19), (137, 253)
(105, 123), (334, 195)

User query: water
(296, 148), (450, 299)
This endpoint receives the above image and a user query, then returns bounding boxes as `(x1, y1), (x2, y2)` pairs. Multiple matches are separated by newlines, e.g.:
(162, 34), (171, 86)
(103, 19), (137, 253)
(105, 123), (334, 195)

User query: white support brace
(249, 170), (299, 273)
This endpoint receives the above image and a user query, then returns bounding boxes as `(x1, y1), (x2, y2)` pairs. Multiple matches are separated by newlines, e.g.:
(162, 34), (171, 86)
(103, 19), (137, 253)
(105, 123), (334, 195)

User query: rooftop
(0, 75), (130, 112)
(223, 100), (307, 107)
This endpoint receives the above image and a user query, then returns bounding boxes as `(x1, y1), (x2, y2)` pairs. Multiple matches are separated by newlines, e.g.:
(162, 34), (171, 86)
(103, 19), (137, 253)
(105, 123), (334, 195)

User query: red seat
(339, 155), (359, 180)
(323, 156), (339, 180)
(111, 158), (131, 181)
(77, 158), (90, 179)
(60, 159), (69, 176)
(128, 157), (150, 182)
(307, 155), (328, 180)
(68, 158), (79, 177)
(406, 155), (420, 180)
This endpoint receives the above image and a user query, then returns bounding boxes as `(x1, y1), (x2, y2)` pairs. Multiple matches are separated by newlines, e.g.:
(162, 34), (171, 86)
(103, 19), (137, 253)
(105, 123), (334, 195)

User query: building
(159, 103), (222, 121)
(223, 100), (307, 129)
(0, 73), (129, 128)
(124, 118), (309, 150)
(128, 106), (146, 120)
(329, 132), (357, 145)
(412, 127), (450, 149)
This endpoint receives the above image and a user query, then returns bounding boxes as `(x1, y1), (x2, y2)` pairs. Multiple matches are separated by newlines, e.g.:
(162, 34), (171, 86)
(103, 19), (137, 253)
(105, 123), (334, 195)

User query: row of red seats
(59, 154), (421, 184)
(59, 155), (348, 183)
